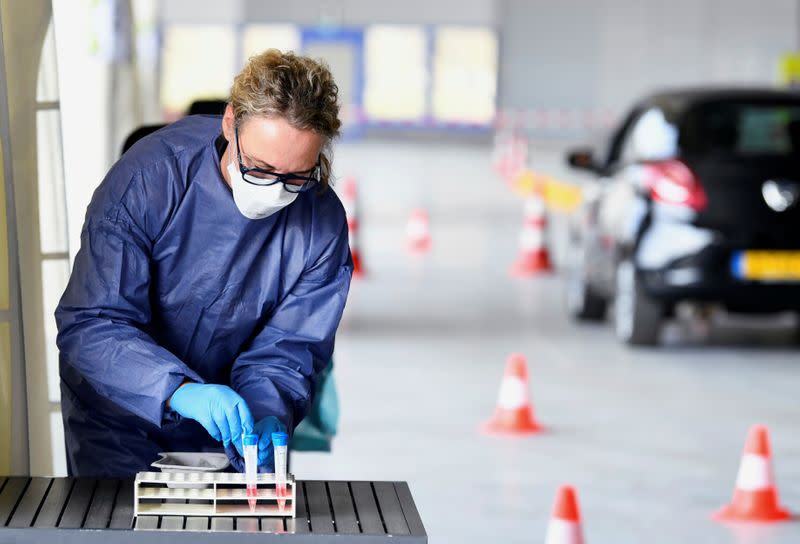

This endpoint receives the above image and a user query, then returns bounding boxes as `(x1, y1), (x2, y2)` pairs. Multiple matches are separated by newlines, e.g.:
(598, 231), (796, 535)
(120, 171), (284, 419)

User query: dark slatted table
(0, 476), (426, 543)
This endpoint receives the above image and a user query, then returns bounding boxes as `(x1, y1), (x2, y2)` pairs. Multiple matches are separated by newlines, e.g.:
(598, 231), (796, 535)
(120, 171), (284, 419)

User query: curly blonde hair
(229, 49), (341, 189)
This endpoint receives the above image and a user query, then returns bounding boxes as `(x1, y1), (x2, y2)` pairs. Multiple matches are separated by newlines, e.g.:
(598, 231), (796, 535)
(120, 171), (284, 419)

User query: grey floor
(293, 142), (800, 543)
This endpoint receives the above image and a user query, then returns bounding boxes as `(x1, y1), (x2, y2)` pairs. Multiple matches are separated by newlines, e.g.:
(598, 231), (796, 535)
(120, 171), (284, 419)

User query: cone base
(481, 408), (543, 436)
(713, 490), (791, 523)
(350, 251), (365, 279)
(713, 506), (791, 523)
(407, 240), (431, 254)
(510, 251), (553, 277)
(545, 518), (584, 544)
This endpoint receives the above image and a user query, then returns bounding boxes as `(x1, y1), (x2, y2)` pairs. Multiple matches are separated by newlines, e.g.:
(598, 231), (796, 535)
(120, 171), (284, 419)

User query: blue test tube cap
(271, 432), (288, 447)
(243, 433), (258, 447)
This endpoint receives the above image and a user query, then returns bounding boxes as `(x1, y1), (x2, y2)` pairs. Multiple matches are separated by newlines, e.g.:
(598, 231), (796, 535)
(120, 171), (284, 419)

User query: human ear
(221, 104), (235, 141)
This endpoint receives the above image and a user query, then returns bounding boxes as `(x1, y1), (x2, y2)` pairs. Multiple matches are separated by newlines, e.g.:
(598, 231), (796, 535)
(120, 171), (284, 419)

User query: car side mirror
(566, 148), (598, 172)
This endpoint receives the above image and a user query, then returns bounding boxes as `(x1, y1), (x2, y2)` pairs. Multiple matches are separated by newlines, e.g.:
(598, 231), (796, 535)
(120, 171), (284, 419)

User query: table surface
(0, 476), (426, 543)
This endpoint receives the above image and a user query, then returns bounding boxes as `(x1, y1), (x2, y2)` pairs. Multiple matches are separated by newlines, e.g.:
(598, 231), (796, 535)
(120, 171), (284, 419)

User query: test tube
(272, 432), (289, 510)
(243, 433), (259, 512)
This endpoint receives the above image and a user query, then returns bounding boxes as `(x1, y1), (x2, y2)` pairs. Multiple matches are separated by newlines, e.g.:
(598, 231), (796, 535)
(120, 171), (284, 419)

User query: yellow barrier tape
(511, 169), (583, 212)
(512, 169), (539, 196)
(543, 178), (583, 212)
(779, 53), (800, 87)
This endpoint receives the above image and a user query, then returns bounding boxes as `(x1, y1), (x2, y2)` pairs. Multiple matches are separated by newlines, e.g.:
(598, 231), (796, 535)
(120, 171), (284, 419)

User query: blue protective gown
(55, 115), (352, 478)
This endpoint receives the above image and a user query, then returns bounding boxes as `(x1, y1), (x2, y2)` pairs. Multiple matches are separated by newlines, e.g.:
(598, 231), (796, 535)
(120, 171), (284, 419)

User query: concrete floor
(293, 142), (800, 543)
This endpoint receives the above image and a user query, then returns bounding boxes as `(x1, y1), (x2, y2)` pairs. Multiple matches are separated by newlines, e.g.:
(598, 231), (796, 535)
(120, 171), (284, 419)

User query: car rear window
(680, 101), (800, 156)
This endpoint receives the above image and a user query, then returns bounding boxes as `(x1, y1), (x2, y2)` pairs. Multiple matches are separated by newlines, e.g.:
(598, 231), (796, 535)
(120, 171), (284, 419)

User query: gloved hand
(253, 416), (288, 469)
(223, 416), (287, 473)
(169, 383), (254, 455)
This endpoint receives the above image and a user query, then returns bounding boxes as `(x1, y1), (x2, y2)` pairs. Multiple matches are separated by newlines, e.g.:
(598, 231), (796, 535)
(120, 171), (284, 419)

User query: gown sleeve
(56, 168), (205, 427)
(230, 195), (353, 432)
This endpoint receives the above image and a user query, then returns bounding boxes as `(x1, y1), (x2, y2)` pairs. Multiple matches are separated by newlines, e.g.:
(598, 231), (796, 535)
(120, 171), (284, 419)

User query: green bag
(291, 359), (339, 452)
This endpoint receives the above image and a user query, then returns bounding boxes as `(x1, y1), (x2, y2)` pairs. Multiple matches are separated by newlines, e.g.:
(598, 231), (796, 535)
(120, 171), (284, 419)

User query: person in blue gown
(55, 50), (352, 478)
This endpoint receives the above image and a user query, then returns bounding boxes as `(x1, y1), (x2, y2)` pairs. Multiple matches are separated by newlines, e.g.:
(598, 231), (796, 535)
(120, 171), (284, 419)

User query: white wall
(331, 137), (521, 277)
(500, 0), (799, 114)
(161, 0), (499, 26)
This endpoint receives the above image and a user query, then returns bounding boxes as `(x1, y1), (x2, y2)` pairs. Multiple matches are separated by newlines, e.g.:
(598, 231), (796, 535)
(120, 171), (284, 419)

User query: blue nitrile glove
(223, 417), (286, 473)
(254, 416), (288, 470)
(169, 383), (254, 455)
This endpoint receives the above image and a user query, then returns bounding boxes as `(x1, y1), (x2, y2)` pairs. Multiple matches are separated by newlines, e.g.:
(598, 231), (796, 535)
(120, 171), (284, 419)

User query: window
(609, 103), (800, 164)
(242, 24), (301, 63)
(738, 108), (797, 154)
(431, 26), (497, 125)
(620, 108), (678, 164)
(363, 25), (427, 122)
(36, 110), (68, 254)
(160, 25), (236, 117)
(301, 28), (362, 129)
(158, 22), (499, 134)
(306, 41), (357, 116)
(681, 101), (800, 156)
(36, 18), (70, 476)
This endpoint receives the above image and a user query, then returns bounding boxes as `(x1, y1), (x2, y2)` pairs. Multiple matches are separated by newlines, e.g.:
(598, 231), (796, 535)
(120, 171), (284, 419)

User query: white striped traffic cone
(341, 176), (365, 278)
(713, 425), (790, 522)
(406, 208), (431, 254)
(545, 485), (585, 544)
(481, 353), (542, 435)
(510, 188), (552, 276)
(500, 130), (528, 184)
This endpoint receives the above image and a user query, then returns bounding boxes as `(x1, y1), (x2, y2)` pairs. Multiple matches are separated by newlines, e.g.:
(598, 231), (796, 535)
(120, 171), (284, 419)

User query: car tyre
(565, 238), (607, 321)
(793, 312), (800, 344)
(614, 260), (663, 346)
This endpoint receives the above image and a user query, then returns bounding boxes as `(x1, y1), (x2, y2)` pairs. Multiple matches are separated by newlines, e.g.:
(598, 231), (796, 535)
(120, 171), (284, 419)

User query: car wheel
(565, 238), (607, 321)
(614, 260), (663, 346)
(793, 312), (800, 344)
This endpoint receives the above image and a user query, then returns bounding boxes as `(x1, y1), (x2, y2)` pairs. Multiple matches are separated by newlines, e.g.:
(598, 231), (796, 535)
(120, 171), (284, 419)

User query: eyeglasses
(234, 125), (321, 193)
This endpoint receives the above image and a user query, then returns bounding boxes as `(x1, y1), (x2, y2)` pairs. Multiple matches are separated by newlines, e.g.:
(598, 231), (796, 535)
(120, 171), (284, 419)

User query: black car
(565, 88), (800, 345)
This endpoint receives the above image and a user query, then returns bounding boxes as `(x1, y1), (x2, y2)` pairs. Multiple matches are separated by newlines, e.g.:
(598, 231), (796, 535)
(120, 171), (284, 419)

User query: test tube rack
(133, 471), (296, 518)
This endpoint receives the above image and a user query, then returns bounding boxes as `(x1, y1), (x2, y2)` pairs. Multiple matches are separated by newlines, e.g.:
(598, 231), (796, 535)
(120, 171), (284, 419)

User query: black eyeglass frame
(234, 125), (321, 193)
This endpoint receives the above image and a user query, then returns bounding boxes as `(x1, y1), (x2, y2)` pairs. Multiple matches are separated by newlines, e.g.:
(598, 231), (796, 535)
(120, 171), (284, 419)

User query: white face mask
(226, 154), (299, 220)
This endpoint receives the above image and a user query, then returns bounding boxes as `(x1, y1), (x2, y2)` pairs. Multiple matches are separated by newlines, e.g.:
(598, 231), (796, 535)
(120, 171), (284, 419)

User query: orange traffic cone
(713, 425), (791, 523)
(491, 113), (511, 176)
(545, 485), (585, 544)
(481, 353), (542, 435)
(510, 187), (552, 276)
(341, 176), (365, 278)
(496, 128), (528, 185)
(406, 208), (431, 254)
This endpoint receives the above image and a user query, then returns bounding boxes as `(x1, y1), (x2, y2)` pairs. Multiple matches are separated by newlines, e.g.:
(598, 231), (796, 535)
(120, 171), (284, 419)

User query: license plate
(731, 250), (800, 281)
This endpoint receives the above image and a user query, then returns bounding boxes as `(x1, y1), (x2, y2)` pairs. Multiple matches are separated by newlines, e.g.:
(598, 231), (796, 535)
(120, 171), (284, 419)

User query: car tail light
(643, 159), (707, 211)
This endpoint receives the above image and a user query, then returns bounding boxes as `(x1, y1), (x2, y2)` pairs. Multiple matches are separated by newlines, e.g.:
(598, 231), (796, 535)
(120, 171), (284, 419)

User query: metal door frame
(0, 2), (31, 475)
